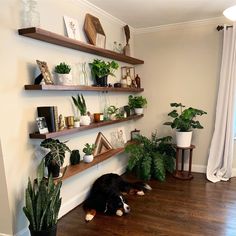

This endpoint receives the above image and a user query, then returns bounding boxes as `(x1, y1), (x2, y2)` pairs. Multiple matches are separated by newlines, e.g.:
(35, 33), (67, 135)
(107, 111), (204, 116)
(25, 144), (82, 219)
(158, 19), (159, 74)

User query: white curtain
(206, 23), (236, 183)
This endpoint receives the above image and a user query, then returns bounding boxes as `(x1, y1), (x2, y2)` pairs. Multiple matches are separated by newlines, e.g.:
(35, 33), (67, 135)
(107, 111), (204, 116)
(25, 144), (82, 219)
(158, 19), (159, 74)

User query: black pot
(47, 162), (60, 178)
(95, 75), (108, 87)
(30, 224), (57, 236)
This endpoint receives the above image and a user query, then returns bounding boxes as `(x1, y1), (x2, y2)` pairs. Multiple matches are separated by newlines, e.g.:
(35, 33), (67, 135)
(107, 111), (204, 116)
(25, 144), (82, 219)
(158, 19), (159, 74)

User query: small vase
(83, 154), (94, 163)
(74, 121), (80, 128)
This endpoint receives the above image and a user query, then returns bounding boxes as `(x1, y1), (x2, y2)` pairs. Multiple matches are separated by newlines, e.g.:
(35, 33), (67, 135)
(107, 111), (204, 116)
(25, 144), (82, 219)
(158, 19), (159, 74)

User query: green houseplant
(163, 102), (207, 147)
(72, 94), (90, 126)
(125, 132), (175, 181)
(54, 62), (72, 85)
(82, 143), (96, 163)
(89, 59), (119, 87)
(23, 159), (62, 236)
(128, 95), (147, 115)
(40, 138), (71, 178)
(107, 105), (119, 120)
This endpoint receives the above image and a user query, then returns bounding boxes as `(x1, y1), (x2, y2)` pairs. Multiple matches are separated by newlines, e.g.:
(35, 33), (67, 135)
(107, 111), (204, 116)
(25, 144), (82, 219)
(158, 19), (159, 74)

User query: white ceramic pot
(80, 115), (91, 126)
(176, 131), (193, 148)
(74, 121), (80, 128)
(134, 108), (144, 115)
(83, 154), (94, 163)
(56, 73), (73, 85)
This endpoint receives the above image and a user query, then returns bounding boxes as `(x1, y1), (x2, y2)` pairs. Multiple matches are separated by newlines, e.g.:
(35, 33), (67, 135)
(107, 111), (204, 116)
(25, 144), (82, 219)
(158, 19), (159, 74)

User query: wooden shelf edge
(18, 27), (144, 65)
(29, 114), (144, 139)
(57, 148), (125, 182)
(24, 84), (144, 93)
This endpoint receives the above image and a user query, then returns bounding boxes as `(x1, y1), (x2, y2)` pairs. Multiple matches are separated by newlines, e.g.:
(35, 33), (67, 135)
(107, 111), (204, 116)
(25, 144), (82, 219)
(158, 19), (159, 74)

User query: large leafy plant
(72, 94), (87, 116)
(23, 159), (62, 231)
(125, 133), (175, 181)
(128, 95), (147, 109)
(40, 138), (71, 167)
(163, 103), (207, 132)
(89, 59), (119, 78)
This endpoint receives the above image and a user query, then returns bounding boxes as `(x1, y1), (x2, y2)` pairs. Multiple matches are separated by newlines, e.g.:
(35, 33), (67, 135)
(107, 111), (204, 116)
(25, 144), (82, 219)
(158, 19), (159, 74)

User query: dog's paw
(137, 190), (145, 196)
(85, 213), (94, 222)
(116, 209), (123, 216)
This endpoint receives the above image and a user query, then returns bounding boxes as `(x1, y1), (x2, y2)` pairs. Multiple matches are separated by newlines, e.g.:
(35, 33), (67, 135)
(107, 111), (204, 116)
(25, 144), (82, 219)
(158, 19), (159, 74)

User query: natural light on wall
(223, 5), (236, 21)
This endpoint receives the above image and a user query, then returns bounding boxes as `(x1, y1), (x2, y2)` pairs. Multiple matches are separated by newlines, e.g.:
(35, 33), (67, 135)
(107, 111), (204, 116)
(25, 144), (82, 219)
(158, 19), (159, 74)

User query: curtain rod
(216, 25), (233, 31)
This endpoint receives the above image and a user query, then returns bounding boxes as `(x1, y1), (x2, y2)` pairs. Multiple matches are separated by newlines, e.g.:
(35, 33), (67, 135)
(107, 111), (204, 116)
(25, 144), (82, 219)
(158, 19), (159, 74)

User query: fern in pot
(72, 94), (90, 126)
(23, 159), (62, 236)
(163, 102), (207, 147)
(54, 62), (72, 85)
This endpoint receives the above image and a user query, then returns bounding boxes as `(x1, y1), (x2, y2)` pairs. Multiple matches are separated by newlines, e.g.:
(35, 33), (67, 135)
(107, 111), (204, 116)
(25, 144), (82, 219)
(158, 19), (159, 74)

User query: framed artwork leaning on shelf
(36, 117), (49, 134)
(36, 60), (54, 85)
(63, 15), (80, 41)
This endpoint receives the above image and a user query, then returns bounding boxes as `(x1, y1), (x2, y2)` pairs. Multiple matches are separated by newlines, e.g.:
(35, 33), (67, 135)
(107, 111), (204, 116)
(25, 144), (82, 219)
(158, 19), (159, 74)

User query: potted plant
(163, 102), (207, 147)
(40, 138), (71, 178)
(23, 159), (62, 236)
(128, 95), (147, 115)
(82, 143), (96, 163)
(72, 94), (91, 126)
(125, 132), (176, 181)
(54, 62), (72, 85)
(89, 59), (119, 87)
(107, 105), (119, 120)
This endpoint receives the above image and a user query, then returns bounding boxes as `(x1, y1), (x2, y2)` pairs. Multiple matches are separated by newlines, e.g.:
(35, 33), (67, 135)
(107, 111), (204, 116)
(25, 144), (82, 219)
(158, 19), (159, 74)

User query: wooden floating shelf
(29, 114), (143, 139)
(58, 148), (125, 182)
(18, 27), (144, 65)
(24, 84), (144, 93)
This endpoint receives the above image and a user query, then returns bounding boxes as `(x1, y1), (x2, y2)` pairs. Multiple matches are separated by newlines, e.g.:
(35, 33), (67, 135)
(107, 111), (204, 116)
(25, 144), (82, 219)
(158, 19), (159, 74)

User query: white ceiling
(86, 0), (236, 28)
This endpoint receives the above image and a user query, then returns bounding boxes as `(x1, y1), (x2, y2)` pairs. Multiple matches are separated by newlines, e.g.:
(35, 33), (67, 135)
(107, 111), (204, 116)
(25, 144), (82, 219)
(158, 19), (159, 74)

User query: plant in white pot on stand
(55, 62), (72, 85)
(83, 143), (96, 163)
(72, 94), (91, 126)
(128, 95), (147, 115)
(163, 103), (207, 148)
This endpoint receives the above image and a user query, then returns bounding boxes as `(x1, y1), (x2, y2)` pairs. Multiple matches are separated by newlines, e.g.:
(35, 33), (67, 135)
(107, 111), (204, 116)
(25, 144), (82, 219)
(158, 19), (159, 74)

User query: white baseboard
(192, 164), (206, 173)
(0, 234), (13, 236)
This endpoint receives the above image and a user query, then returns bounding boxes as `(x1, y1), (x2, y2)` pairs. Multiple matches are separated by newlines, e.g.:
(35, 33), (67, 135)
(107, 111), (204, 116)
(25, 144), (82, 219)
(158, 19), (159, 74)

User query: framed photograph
(84, 13), (106, 48)
(131, 129), (140, 141)
(64, 16), (80, 41)
(36, 60), (54, 85)
(110, 127), (127, 148)
(36, 117), (49, 134)
(94, 132), (113, 156)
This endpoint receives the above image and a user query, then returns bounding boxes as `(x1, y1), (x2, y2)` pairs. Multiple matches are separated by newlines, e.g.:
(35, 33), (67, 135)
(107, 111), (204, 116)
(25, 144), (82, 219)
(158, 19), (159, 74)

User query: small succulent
(55, 62), (71, 74)
(83, 143), (96, 155)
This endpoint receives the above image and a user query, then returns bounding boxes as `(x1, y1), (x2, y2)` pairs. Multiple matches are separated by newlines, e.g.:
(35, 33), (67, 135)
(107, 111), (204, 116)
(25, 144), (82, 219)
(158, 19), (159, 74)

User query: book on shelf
(37, 106), (58, 133)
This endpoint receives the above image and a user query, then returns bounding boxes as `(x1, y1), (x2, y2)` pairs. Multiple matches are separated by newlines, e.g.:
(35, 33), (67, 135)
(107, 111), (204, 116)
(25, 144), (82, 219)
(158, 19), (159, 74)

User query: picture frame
(94, 132), (113, 156)
(36, 60), (54, 85)
(36, 117), (49, 134)
(110, 127), (127, 148)
(131, 129), (140, 141)
(63, 16), (80, 41)
(84, 13), (106, 48)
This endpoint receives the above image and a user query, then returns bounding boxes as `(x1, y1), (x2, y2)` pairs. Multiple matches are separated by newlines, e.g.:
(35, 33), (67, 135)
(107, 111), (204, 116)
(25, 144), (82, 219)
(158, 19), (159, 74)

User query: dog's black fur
(83, 173), (151, 221)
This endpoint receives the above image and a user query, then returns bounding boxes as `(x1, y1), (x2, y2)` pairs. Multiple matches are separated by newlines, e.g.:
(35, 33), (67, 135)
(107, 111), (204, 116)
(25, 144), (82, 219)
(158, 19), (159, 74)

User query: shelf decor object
(18, 27), (144, 65)
(29, 114), (143, 139)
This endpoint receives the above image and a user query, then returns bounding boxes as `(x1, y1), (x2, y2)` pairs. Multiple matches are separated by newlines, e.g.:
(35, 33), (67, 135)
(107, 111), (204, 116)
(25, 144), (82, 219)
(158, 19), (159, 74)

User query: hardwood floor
(57, 173), (236, 236)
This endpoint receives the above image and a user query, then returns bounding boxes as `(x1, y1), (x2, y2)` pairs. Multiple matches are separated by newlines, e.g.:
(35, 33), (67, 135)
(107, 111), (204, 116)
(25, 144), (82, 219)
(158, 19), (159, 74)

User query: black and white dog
(83, 173), (152, 221)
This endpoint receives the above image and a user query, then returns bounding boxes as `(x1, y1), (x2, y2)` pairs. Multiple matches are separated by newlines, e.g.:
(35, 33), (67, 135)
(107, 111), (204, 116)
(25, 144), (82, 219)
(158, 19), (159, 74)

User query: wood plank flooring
(57, 173), (236, 236)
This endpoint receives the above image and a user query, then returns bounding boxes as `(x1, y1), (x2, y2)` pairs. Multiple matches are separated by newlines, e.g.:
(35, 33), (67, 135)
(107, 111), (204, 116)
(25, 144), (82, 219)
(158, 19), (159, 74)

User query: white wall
(0, 0), (136, 235)
(134, 18), (236, 173)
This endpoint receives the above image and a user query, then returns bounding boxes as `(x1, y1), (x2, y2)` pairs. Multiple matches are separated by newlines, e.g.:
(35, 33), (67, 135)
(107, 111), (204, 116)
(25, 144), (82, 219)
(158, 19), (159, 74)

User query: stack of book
(37, 106), (59, 132)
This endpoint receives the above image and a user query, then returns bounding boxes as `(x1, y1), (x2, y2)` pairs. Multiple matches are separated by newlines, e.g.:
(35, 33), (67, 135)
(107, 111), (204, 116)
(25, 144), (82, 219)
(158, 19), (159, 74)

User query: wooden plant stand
(173, 144), (195, 180)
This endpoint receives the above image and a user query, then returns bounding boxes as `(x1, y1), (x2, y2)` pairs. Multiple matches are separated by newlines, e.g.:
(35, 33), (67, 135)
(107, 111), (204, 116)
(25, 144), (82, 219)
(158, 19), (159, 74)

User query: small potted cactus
(82, 143), (96, 163)
(54, 62), (72, 85)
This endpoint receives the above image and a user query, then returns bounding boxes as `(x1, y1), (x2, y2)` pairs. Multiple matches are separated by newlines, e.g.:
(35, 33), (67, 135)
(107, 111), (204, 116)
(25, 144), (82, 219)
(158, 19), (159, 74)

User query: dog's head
(105, 195), (130, 216)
